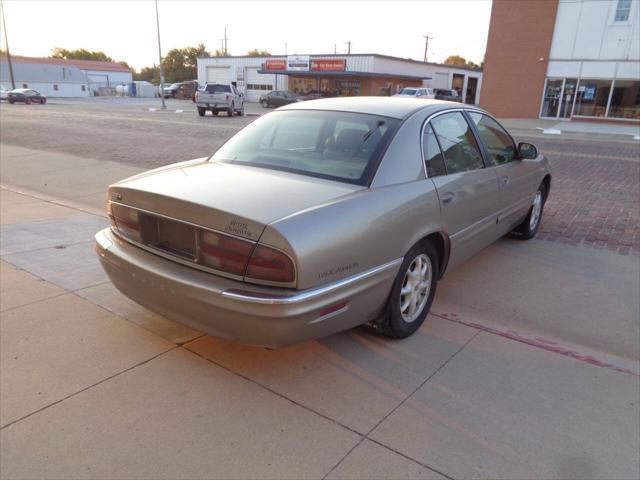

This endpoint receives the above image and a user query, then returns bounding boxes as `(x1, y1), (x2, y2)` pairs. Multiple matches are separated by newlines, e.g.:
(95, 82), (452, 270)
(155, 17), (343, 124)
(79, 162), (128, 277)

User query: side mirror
(518, 142), (538, 160)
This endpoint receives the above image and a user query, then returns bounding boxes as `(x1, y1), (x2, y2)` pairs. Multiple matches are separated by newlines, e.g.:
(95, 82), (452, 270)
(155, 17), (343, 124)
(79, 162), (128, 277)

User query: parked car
(162, 83), (182, 98)
(96, 97), (551, 348)
(260, 90), (301, 108)
(195, 83), (244, 117)
(393, 87), (435, 99)
(299, 90), (334, 101)
(434, 89), (461, 101)
(8, 89), (47, 104)
(0, 85), (9, 101)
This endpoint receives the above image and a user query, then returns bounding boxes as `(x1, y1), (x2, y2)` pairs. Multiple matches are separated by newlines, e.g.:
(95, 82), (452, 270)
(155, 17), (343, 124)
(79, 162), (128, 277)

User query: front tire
(510, 183), (547, 240)
(374, 241), (439, 339)
(197, 106), (206, 117)
(228, 103), (234, 117)
(25, 98), (32, 105)
(261, 100), (269, 108)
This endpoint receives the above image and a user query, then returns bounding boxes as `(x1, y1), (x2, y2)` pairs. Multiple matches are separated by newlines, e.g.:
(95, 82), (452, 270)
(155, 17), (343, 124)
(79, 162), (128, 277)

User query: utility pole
(154, 0), (166, 109)
(0, 0), (15, 89)
(345, 40), (351, 55)
(423, 34), (433, 62)
(224, 27), (228, 55)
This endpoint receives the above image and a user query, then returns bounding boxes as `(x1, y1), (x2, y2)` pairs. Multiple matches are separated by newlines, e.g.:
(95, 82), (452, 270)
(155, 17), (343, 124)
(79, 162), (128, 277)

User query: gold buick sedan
(95, 97), (551, 348)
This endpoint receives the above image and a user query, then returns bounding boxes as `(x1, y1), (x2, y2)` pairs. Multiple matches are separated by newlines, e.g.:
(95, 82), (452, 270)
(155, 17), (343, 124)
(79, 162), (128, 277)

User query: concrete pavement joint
(0, 346), (179, 431)
(432, 312), (639, 377)
(0, 238), (95, 257)
(1, 184), (106, 218)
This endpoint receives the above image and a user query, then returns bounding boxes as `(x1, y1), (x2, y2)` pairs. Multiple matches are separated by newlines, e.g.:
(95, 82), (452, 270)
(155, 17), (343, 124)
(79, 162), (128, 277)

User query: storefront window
(338, 80), (360, 96)
(573, 80), (611, 117)
(608, 80), (640, 119)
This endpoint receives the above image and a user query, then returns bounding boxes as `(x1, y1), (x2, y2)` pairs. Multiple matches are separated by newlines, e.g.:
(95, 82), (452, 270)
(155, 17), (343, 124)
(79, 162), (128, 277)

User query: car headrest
(335, 129), (365, 152)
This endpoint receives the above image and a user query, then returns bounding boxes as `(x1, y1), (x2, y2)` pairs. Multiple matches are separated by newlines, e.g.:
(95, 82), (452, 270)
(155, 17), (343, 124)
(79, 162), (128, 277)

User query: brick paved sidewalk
(529, 138), (640, 256)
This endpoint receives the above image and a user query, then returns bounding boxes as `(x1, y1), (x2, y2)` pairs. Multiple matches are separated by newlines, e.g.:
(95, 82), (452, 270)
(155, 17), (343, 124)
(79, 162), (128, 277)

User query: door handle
(499, 176), (510, 187)
(441, 192), (456, 204)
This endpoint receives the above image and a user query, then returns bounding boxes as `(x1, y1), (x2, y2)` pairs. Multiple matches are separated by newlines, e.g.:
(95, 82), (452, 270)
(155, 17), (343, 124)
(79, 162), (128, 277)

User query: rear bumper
(95, 228), (400, 348)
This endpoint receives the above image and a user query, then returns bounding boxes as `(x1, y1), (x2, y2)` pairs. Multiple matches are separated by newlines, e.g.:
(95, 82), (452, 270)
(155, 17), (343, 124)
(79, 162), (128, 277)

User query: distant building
(0, 55), (133, 97)
(481, 0), (639, 122)
(197, 54), (483, 104)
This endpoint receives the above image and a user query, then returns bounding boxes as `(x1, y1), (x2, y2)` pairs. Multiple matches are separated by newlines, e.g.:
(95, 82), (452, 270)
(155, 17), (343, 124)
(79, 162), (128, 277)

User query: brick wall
(480, 0), (559, 118)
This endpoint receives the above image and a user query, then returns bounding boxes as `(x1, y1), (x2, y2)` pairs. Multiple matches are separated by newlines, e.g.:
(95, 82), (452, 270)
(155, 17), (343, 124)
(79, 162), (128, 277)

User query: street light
(154, 0), (166, 110)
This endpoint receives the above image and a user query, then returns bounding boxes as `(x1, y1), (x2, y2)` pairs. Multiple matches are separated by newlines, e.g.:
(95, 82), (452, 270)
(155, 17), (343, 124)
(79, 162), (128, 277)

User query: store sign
(265, 59), (286, 71)
(287, 55), (310, 71)
(311, 59), (346, 71)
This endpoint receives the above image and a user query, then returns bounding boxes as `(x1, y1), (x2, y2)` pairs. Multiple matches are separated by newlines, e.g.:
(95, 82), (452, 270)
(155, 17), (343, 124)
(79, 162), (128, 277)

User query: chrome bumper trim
(221, 258), (403, 305)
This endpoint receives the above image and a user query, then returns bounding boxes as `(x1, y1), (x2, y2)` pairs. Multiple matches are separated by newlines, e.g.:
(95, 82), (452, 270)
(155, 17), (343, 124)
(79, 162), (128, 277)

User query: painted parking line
(434, 311), (639, 377)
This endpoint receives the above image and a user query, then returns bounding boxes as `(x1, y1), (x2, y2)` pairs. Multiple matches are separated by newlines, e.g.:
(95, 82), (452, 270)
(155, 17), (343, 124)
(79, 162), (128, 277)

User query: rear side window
(422, 123), (447, 177)
(430, 112), (484, 174)
(206, 84), (231, 93)
(468, 112), (517, 166)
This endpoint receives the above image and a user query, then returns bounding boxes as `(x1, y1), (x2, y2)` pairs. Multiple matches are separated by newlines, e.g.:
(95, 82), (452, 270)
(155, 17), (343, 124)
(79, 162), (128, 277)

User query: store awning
(258, 70), (431, 81)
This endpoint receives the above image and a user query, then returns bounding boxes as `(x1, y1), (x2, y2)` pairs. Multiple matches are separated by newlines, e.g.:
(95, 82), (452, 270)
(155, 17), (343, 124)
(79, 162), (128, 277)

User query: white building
(542, 0), (640, 120)
(0, 55), (133, 97)
(482, 0), (639, 121)
(197, 54), (483, 104)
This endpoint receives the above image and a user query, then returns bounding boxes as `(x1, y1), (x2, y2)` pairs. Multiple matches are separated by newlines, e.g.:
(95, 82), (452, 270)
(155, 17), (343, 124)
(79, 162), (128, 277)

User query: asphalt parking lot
(1, 98), (639, 479)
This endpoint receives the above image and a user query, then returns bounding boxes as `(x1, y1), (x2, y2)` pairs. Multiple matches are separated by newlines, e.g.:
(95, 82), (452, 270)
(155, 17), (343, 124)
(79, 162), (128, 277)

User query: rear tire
(9, 99), (14, 104)
(41, 98), (46, 104)
(197, 106), (206, 117)
(373, 241), (439, 339)
(510, 182), (547, 240)
(237, 102), (245, 116)
(228, 103), (234, 117)
(261, 100), (268, 108)
(25, 98), (31, 105)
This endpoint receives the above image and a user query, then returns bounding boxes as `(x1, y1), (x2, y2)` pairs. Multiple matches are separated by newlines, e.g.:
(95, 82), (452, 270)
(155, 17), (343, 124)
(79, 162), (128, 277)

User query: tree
(247, 49), (270, 56)
(443, 55), (480, 69)
(134, 65), (160, 83)
(162, 43), (210, 83)
(51, 48), (113, 62)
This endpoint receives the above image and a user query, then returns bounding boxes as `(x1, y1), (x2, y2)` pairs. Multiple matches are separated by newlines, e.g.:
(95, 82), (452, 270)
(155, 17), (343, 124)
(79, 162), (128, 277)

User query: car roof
(11, 88), (31, 92)
(279, 96), (467, 119)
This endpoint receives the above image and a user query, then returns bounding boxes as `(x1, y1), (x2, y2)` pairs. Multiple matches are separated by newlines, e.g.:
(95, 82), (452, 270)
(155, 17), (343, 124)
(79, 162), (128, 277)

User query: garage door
(433, 72), (450, 89)
(245, 67), (275, 102)
(206, 66), (231, 84)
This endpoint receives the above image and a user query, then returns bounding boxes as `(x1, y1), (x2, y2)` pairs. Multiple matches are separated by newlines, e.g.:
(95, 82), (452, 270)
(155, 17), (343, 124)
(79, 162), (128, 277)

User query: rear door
(466, 111), (539, 232)
(424, 111), (503, 269)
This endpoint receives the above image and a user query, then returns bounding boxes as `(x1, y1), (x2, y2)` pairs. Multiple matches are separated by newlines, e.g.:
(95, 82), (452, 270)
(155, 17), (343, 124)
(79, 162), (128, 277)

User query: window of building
(430, 112), (484, 174)
(614, 0), (632, 22)
(608, 80), (640, 119)
(246, 84), (273, 90)
(467, 113), (517, 165)
(422, 123), (447, 177)
(53, 84), (59, 91)
(573, 80), (612, 117)
(22, 83), (28, 88)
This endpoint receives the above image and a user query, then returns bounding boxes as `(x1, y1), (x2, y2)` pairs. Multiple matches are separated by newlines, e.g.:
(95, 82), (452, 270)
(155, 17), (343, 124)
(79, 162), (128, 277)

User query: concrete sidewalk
(0, 186), (638, 479)
(499, 117), (640, 143)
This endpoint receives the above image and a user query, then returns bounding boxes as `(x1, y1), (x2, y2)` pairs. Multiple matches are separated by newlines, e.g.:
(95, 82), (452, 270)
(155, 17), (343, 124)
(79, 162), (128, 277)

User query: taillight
(225, 94), (230, 102)
(246, 245), (295, 283)
(199, 231), (253, 275)
(109, 203), (141, 242)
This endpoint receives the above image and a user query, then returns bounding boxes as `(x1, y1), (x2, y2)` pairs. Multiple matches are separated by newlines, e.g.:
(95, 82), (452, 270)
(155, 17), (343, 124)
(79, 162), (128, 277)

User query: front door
(467, 112), (539, 232)
(559, 78), (577, 118)
(540, 79), (563, 118)
(425, 111), (503, 270)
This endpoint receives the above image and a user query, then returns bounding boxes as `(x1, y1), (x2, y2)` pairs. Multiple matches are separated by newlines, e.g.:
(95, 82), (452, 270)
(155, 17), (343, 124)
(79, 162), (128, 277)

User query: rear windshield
(206, 84), (232, 93)
(400, 89), (417, 95)
(212, 110), (399, 185)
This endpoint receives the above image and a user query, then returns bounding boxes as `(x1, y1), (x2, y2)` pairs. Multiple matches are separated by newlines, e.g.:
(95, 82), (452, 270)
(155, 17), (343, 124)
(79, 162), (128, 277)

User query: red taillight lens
(110, 203), (141, 242)
(199, 231), (253, 275)
(246, 245), (295, 283)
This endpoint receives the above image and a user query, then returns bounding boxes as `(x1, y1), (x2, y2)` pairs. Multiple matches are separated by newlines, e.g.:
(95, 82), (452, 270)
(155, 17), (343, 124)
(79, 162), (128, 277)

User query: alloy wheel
(399, 254), (432, 323)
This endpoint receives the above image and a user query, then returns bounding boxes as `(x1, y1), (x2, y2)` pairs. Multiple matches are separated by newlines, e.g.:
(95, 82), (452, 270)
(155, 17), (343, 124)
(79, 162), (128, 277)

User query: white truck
(195, 83), (245, 117)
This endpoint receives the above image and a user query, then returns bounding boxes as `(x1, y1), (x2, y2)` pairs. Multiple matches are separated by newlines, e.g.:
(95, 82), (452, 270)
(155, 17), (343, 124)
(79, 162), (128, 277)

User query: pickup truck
(195, 83), (244, 117)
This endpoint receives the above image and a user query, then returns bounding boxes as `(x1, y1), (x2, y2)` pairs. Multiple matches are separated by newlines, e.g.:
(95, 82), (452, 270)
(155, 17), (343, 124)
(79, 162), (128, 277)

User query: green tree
(247, 49), (270, 56)
(162, 43), (210, 82)
(134, 65), (160, 83)
(51, 48), (113, 62)
(443, 55), (480, 69)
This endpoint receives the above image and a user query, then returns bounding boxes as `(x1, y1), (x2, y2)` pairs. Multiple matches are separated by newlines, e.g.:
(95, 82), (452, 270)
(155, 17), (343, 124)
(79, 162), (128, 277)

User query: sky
(1, 0), (492, 70)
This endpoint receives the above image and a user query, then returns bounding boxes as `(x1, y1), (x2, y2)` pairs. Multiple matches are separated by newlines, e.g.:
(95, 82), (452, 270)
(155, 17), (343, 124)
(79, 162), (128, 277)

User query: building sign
(311, 59), (346, 71)
(287, 55), (310, 71)
(265, 59), (286, 71)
